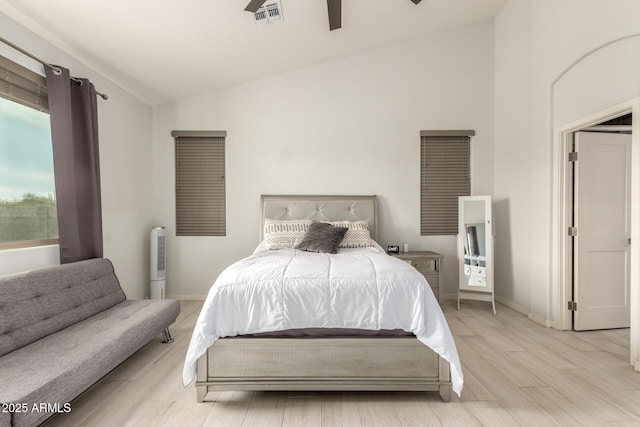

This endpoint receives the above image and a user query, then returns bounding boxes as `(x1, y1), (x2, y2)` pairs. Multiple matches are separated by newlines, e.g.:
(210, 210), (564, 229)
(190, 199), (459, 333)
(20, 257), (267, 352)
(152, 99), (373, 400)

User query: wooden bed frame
(195, 195), (452, 402)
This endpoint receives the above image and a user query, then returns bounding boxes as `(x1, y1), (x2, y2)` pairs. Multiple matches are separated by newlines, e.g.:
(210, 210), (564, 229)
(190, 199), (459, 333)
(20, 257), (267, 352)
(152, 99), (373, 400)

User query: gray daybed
(0, 258), (180, 427)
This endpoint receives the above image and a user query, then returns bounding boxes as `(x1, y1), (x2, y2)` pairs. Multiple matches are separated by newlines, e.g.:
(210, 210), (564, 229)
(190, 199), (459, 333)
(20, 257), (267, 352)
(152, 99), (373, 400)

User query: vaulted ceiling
(1, 0), (507, 105)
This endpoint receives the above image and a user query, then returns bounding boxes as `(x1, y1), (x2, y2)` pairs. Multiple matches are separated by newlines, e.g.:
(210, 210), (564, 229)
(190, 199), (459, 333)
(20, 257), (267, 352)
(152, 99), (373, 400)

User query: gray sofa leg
(162, 328), (174, 343)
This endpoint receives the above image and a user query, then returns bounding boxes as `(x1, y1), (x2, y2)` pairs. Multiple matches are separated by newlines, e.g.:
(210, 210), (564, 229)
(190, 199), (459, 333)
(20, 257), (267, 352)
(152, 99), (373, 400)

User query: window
(420, 130), (474, 235)
(172, 130), (226, 236)
(0, 55), (57, 249)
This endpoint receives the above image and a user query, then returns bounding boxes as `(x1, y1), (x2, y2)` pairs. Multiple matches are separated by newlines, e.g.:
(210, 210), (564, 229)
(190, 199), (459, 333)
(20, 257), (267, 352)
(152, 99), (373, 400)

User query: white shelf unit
(457, 195), (495, 314)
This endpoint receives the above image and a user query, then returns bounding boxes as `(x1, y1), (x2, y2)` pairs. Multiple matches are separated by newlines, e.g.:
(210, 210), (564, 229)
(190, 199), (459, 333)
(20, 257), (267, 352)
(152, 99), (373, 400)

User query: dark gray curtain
(45, 66), (103, 264)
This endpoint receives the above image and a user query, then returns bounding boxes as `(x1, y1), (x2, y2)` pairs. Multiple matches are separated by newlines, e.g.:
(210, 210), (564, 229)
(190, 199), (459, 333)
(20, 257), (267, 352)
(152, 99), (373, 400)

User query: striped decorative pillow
(264, 219), (312, 249)
(328, 220), (373, 248)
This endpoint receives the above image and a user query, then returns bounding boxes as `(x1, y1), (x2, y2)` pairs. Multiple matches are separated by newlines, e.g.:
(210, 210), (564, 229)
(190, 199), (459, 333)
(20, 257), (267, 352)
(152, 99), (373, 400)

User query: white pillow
(328, 220), (373, 248)
(263, 219), (312, 249)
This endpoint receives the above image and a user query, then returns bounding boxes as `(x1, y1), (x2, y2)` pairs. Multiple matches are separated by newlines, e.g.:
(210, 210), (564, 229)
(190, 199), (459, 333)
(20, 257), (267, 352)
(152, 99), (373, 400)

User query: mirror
(458, 195), (494, 313)
(466, 225), (480, 256)
(465, 224), (486, 257)
(462, 199), (487, 260)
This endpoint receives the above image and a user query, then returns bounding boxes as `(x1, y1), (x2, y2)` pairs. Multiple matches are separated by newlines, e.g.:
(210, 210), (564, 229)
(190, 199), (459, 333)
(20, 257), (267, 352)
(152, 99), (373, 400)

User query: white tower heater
(150, 226), (166, 299)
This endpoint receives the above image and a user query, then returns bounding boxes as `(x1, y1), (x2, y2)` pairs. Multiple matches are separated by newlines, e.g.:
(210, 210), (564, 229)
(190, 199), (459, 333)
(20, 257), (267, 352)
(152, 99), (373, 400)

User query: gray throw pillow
(296, 222), (348, 254)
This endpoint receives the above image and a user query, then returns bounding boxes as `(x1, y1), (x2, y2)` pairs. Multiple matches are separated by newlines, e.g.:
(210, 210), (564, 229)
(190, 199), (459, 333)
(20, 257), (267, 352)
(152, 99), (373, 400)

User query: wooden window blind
(420, 130), (474, 235)
(0, 55), (48, 112)
(173, 131), (226, 236)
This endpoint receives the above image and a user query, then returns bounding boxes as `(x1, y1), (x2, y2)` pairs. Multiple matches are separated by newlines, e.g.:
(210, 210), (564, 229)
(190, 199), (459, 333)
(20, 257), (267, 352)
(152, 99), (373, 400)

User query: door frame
(552, 98), (639, 365)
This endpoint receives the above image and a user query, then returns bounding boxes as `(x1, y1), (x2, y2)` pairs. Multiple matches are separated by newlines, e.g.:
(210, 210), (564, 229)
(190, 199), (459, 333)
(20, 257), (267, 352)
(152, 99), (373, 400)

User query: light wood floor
(44, 300), (640, 426)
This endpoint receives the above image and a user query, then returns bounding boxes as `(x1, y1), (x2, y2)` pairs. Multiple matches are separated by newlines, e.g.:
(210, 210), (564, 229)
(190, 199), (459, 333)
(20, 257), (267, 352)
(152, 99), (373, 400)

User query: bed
(183, 195), (463, 402)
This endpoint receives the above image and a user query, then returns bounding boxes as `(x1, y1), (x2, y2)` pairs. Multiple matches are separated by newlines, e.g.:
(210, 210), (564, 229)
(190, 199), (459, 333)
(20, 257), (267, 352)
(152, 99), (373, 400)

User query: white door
(573, 131), (631, 331)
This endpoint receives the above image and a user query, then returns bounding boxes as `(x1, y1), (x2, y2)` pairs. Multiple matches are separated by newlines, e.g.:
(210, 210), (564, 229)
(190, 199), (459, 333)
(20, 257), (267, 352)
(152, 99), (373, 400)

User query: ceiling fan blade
(245, 0), (268, 13)
(410, 0), (423, 4)
(327, 0), (342, 31)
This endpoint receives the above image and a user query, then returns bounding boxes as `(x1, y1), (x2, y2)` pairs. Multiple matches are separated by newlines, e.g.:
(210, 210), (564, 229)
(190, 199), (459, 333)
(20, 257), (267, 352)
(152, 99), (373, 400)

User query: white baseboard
(634, 360), (640, 373)
(173, 292), (556, 326)
(528, 311), (554, 328)
(167, 294), (207, 301)
(494, 295), (528, 316)
(494, 296), (553, 328)
(450, 293), (554, 328)
(442, 293), (458, 301)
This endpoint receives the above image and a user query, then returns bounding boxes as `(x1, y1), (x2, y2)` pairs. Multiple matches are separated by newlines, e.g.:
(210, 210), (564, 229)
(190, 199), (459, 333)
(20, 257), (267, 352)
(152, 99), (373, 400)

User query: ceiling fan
(244, 0), (423, 31)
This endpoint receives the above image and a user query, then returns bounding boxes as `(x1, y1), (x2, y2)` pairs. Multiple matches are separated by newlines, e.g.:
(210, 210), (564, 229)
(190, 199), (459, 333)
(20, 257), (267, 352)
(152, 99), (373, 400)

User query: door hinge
(568, 152), (578, 162)
(568, 301), (577, 311)
(568, 227), (578, 237)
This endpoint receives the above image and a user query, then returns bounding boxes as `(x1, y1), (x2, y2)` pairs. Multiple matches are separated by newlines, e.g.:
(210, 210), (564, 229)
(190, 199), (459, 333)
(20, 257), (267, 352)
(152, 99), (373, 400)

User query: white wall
(550, 24), (640, 371)
(5, 0), (639, 369)
(494, 0), (640, 363)
(553, 36), (640, 127)
(153, 21), (495, 299)
(0, 13), (154, 298)
(531, 0), (640, 322)
(493, 0), (532, 313)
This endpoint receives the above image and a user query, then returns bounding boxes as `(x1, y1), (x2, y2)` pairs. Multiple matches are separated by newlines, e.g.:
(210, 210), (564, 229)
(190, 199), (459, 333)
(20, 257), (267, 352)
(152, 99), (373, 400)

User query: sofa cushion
(0, 258), (126, 357)
(0, 298), (180, 427)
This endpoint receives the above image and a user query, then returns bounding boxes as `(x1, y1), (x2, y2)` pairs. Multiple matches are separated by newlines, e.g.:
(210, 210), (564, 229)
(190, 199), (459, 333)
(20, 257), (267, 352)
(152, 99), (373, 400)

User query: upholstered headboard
(260, 195), (378, 241)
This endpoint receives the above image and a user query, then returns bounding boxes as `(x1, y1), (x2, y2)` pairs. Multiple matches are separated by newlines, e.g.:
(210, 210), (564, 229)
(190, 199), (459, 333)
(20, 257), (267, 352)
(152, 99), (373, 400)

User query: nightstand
(391, 251), (443, 302)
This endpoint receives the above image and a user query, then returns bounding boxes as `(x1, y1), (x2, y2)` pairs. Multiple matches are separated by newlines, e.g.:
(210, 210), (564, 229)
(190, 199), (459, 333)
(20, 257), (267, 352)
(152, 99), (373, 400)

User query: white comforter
(182, 243), (463, 395)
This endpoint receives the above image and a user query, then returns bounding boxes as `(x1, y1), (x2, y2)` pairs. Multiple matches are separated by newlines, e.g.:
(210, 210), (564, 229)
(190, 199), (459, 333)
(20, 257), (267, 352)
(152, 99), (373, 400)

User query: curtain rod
(0, 36), (108, 100)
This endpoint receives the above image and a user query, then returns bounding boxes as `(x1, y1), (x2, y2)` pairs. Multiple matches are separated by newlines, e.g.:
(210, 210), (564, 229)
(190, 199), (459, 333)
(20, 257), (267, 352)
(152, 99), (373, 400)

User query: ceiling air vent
(252, 0), (283, 26)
